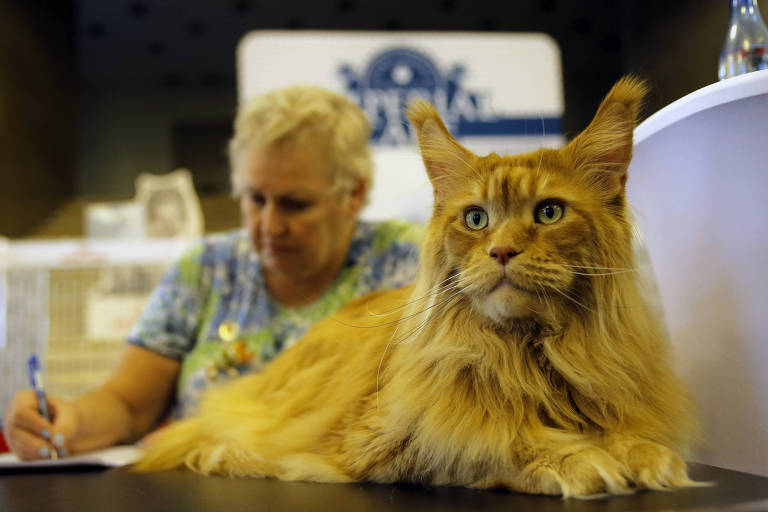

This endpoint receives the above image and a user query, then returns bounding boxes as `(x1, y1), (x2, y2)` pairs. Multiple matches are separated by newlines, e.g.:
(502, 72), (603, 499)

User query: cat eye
(534, 201), (565, 225)
(464, 207), (489, 230)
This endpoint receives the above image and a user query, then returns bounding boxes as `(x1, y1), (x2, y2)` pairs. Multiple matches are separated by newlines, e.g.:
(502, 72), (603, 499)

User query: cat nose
(489, 246), (520, 266)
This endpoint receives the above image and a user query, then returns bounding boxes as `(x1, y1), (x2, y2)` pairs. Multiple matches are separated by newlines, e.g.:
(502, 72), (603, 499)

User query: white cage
(0, 238), (191, 418)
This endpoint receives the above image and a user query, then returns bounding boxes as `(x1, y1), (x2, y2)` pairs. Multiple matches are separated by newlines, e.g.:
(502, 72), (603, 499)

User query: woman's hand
(4, 346), (180, 459)
(3, 390), (78, 459)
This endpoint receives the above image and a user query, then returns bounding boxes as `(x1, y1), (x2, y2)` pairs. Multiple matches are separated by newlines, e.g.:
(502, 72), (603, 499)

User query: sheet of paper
(0, 444), (141, 469)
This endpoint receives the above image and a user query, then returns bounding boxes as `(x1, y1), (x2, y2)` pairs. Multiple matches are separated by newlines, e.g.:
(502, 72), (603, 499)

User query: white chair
(627, 69), (768, 476)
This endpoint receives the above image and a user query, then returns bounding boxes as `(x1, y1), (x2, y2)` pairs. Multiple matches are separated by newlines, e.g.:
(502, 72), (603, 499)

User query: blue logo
(339, 47), (560, 145)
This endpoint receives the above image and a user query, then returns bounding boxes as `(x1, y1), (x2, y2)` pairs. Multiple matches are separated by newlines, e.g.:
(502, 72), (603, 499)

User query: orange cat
(135, 77), (700, 498)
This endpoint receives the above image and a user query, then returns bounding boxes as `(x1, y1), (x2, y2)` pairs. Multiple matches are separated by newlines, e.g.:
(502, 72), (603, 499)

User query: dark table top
(1, 463), (767, 512)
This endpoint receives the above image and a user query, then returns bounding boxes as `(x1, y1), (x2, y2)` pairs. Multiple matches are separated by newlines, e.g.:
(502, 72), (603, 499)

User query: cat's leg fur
(132, 417), (281, 478)
(132, 370), (356, 481)
(134, 413), (353, 481)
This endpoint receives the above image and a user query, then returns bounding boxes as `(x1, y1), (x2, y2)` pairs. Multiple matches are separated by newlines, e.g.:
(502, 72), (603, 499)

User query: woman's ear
(345, 177), (367, 217)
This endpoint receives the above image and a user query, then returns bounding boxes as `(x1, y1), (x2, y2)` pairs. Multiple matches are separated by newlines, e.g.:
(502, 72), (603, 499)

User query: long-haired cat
(135, 77), (700, 498)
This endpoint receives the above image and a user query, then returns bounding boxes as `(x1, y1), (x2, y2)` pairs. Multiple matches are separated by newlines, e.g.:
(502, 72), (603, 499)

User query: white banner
(238, 31), (564, 222)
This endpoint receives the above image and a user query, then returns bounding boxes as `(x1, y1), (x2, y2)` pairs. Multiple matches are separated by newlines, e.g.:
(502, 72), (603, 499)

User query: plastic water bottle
(719, 0), (768, 80)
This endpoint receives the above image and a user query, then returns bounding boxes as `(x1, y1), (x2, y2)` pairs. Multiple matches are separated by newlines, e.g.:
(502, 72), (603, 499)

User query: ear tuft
(406, 99), (443, 135)
(599, 75), (648, 123)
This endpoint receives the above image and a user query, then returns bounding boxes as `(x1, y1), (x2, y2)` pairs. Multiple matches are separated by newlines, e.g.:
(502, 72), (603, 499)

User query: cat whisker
(376, 289), (465, 408)
(535, 145), (545, 177)
(377, 292), (464, 404)
(334, 277), (469, 330)
(516, 298), (542, 317)
(398, 283), (469, 329)
(558, 287), (647, 313)
(376, 333), (394, 409)
(532, 281), (652, 313)
(562, 263), (637, 272)
(547, 285), (597, 315)
(532, 284), (553, 318)
(391, 289), (466, 346)
(560, 268), (637, 277)
(399, 274), (465, 308)
(365, 273), (462, 317)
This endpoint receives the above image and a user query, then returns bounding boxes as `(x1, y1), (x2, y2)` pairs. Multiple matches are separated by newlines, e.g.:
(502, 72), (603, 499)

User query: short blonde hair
(229, 85), (373, 202)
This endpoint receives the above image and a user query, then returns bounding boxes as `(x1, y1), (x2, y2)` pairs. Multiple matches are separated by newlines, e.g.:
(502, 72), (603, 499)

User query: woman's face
(238, 144), (363, 284)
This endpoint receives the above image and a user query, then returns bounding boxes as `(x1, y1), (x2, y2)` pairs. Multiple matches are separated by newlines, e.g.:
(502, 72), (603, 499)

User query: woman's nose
(261, 202), (287, 236)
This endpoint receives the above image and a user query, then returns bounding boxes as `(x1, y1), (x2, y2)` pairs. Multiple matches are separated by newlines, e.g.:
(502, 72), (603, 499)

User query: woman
(4, 85), (422, 460)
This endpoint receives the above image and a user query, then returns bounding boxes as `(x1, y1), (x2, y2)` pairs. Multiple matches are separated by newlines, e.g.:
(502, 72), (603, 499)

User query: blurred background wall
(0, 0), (75, 237)
(1, 0), (760, 238)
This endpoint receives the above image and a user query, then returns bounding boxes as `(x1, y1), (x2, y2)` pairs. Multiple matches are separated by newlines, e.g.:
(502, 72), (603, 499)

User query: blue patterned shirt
(127, 220), (422, 417)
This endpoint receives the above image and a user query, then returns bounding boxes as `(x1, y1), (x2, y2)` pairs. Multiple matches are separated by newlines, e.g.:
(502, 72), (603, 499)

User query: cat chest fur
(349, 325), (585, 485)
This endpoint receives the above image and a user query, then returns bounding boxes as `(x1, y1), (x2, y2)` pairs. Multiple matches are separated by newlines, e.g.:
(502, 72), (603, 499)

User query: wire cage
(0, 238), (191, 419)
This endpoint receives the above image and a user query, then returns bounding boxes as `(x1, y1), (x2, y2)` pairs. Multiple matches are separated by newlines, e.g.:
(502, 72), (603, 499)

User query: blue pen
(26, 354), (59, 460)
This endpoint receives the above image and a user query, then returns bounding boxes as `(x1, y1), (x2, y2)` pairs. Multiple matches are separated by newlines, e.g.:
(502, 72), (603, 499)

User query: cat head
(406, 77), (647, 328)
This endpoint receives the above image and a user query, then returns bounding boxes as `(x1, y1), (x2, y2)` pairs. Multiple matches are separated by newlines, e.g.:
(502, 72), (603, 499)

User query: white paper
(0, 444), (141, 469)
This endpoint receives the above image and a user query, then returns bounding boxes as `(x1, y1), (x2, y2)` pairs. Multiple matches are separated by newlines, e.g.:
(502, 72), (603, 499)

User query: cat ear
(406, 100), (477, 201)
(566, 76), (648, 197)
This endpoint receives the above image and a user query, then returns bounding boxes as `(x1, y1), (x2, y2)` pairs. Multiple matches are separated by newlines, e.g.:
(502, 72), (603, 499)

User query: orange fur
(134, 77), (700, 498)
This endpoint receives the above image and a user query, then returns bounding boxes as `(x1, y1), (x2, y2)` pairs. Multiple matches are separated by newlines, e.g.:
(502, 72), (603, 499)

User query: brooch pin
(205, 321), (255, 381)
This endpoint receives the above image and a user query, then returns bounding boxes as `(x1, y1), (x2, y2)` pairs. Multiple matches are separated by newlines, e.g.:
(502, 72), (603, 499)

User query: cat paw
(613, 440), (704, 491)
(526, 446), (632, 498)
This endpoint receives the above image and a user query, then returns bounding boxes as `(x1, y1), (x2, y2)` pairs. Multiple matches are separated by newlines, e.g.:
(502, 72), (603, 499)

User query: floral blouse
(127, 220), (423, 418)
